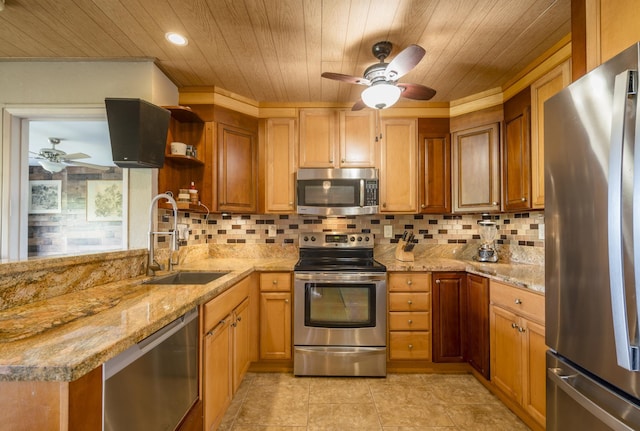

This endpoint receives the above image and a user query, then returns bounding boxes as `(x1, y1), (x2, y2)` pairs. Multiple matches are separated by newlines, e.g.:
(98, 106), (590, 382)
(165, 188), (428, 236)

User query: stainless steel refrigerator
(546, 42), (640, 430)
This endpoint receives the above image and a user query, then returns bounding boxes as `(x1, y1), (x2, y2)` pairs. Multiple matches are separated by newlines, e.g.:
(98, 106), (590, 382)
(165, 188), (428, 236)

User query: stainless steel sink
(144, 271), (229, 285)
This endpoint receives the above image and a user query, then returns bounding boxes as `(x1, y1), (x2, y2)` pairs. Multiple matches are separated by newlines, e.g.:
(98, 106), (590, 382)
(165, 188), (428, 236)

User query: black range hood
(105, 98), (170, 168)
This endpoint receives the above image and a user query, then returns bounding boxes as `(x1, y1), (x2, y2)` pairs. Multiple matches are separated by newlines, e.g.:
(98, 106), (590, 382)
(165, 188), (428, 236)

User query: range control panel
(299, 232), (374, 248)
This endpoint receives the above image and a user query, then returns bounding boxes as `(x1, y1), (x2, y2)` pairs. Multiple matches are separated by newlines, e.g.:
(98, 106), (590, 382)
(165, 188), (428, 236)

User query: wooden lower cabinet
(388, 272), (431, 361)
(259, 272), (292, 360)
(203, 316), (232, 431)
(432, 272), (466, 363)
(465, 273), (490, 379)
(202, 276), (254, 431)
(490, 280), (546, 429)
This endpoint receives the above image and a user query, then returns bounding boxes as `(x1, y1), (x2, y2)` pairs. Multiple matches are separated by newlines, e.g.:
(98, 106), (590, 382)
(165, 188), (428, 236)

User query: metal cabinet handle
(435, 279), (440, 284)
(383, 203), (387, 208)
(518, 326), (526, 333)
(515, 298), (522, 304)
(511, 322), (518, 329)
(407, 299), (413, 305)
(273, 279), (278, 284)
(289, 202), (293, 206)
(408, 319), (413, 324)
(521, 197), (526, 202)
(492, 201), (499, 206)
(341, 159), (345, 163)
(408, 344), (414, 350)
(285, 299), (289, 303)
(407, 279), (412, 285)
(237, 316), (242, 322)
(421, 204), (426, 208)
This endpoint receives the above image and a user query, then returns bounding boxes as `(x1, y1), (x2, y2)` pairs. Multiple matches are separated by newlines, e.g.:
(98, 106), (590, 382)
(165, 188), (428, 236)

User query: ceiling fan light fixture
(361, 83), (402, 110)
(165, 32), (188, 46)
(38, 159), (65, 173)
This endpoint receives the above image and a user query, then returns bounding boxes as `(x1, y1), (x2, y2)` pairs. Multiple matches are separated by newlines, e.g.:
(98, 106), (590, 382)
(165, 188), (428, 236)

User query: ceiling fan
(30, 137), (110, 173)
(322, 41), (436, 110)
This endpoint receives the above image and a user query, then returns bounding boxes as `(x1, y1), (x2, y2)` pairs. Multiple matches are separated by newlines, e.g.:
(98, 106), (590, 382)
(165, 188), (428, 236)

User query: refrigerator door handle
(548, 367), (636, 431)
(608, 69), (640, 371)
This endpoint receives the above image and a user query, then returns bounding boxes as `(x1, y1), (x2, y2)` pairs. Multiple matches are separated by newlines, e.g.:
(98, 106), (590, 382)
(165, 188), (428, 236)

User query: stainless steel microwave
(296, 168), (379, 216)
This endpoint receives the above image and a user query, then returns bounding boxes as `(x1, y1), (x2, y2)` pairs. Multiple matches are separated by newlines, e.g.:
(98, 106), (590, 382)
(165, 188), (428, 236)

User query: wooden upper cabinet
(379, 118), (418, 213)
(451, 122), (501, 213)
(299, 109), (336, 168)
(530, 60), (571, 209)
(216, 107), (258, 213)
(264, 118), (297, 213)
(339, 110), (377, 167)
(502, 87), (531, 212)
(298, 108), (376, 168)
(418, 118), (451, 213)
(158, 106), (213, 212)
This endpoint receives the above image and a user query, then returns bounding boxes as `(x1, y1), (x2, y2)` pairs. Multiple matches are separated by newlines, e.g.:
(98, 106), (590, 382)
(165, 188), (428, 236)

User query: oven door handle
(294, 272), (386, 282)
(295, 347), (384, 356)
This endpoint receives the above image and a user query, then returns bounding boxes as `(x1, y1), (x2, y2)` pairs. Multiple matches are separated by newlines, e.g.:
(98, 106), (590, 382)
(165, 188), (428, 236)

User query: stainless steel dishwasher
(103, 307), (199, 431)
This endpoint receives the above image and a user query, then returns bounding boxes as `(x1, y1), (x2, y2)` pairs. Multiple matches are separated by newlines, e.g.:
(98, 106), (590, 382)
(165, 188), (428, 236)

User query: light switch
(384, 225), (393, 238)
(538, 223), (545, 240)
(268, 225), (277, 237)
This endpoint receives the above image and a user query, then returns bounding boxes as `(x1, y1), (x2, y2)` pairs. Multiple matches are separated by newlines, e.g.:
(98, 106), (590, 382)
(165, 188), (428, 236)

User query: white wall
(0, 60), (179, 257)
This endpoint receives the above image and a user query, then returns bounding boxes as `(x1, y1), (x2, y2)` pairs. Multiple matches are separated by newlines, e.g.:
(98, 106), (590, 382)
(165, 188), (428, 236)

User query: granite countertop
(0, 257), (296, 382)
(0, 248), (543, 382)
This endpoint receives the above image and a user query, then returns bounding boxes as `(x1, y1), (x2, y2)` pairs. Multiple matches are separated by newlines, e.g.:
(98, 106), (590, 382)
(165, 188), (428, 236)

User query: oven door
(294, 272), (386, 347)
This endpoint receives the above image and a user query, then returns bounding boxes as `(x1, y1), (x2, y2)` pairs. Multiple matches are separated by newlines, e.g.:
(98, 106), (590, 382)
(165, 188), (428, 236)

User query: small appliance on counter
(474, 220), (498, 263)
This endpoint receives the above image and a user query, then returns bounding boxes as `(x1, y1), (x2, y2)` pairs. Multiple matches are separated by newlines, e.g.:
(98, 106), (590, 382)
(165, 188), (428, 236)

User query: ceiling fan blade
(398, 83), (437, 100)
(351, 99), (366, 111)
(62, 152), (90, 160)
(384, 44), (426, 80)
(321, 72), (371, 86)
(64, 161), (111, 171)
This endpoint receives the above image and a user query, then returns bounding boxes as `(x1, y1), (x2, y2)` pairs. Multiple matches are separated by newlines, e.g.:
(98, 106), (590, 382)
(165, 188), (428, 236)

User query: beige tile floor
(218, 372), (531, 431)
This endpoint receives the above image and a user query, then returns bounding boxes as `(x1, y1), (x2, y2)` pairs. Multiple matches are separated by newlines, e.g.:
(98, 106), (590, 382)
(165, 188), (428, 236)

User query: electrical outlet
(268, 225), (277, 238)
(384, 225), (393, 238)
(538, 223), (545, 240)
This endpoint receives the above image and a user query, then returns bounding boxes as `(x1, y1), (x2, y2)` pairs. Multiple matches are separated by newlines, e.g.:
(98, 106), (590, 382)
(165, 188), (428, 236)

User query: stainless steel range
(293, 232), (387, 377)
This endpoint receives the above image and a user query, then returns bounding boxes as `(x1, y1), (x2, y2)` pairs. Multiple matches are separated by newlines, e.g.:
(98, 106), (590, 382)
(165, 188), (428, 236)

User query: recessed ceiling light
(165, 32), (188, 46)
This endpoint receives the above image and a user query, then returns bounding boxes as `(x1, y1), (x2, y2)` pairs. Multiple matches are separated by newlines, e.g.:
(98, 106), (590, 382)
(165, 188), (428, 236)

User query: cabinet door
(523, 318), (546, 427)
(379, 118), (418, 213)
(465, 274), (490, 379)
(259, 292), (292, 360)
(203, 317), (232, 431)
(503, 88), (531, 211)
(432, 273), (466, 362)
(419, 134), (451, 213)
(490, 305), (522, 402)
(218, 123), (257, 213)
(530, 60), (571, 208)
(232, 298), (251, 393)
(299, 109), (336, 168)
(265, 118), (297, 213)
(418, 118), (451, 214)
(339, 110), (376, 167)
(452, 123), (500, 213)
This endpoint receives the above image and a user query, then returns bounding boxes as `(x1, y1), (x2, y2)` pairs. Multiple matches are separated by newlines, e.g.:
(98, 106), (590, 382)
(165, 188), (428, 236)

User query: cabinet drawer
(490, 280), (544, 323)
(389, 292), (430, 311)
(259, 272), (291, 291)
(389, 331), (431, 360)
(389, 311), (430, 330)
(388, 272), (431, 292)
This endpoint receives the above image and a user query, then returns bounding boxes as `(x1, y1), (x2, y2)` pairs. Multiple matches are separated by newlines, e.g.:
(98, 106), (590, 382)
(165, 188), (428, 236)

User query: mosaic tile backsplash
(160, 210), (545, 250)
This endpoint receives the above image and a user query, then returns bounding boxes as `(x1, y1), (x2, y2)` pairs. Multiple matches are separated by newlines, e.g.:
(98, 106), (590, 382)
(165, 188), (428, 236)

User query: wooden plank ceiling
(0, 0), (571, 105)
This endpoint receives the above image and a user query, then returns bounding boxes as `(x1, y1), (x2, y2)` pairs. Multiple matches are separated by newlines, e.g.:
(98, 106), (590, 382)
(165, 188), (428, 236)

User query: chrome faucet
(148, 193), (179, 276)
